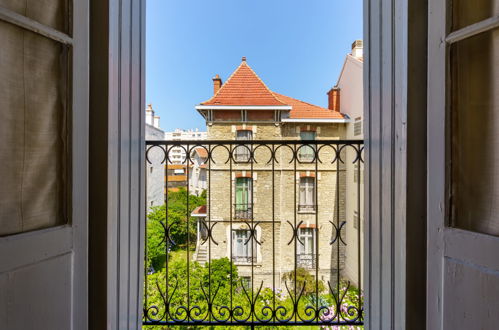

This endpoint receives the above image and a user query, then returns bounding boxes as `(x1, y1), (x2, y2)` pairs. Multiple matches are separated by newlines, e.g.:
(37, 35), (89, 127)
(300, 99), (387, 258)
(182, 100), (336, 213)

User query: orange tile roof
(192, 147), (208, 158)
(201, 59), (287, 106)
(192, 205), (207, 215)
(274, 93), (345, 119)
(200, 58), (346, 120)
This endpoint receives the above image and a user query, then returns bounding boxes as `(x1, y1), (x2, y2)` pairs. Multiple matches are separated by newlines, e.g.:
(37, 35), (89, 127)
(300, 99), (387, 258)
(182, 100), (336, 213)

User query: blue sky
(146, 0), (363, 132)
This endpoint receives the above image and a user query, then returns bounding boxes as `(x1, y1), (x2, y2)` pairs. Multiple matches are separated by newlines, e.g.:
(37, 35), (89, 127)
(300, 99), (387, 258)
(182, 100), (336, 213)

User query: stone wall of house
(198, 122), (347, 289)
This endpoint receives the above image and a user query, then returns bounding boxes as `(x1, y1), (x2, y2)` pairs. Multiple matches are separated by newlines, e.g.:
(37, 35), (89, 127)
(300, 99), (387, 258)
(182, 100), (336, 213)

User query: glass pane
(0, 0), (70, 33)
(0, 21), (69, 236)
(299, 131), (316, 161)
(451, 0), (499, 31)
(449, 28), (499, 236)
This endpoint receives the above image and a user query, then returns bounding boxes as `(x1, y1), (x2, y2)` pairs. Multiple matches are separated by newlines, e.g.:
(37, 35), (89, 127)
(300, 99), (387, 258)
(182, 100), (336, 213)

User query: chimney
(212, 74), (222, 95)
(351, 40), (363, 59)
(327, 87), (340, 112)
(145, 104), (154, 125)
(153, 115), (160, 128)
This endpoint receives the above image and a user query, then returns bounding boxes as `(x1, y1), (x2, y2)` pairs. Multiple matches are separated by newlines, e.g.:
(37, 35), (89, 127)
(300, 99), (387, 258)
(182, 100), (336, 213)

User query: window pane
(0, 0), (69, 33)
(451, 0), (499, 31)
(0, 21), (69, 236)
(235, 130), (252, 162)
(235, 178), (251, 209)
(299, 132), (316, 161)
(300, 131), (316, 140)
(449, 29), (499, 236)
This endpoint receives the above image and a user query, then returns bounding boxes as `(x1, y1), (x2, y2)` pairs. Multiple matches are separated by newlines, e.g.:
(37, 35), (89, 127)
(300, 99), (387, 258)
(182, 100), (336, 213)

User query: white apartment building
(145, 104), (166, 209)
(332, 40), (364, 286)
(164, 128), (207, 164)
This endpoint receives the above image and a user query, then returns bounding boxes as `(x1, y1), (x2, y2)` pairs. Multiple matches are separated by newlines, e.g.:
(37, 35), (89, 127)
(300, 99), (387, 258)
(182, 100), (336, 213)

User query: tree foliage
(146, 188), (205, 270)
(281, 267), (326, 296)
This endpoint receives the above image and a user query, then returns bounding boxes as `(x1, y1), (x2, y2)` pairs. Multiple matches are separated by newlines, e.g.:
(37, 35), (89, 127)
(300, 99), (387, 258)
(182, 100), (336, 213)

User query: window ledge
(297, 210), (316, 214)
(234, 262), (262, 267)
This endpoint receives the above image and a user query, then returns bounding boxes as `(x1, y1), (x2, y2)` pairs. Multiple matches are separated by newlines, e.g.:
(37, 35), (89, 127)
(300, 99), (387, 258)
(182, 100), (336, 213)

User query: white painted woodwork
(427, 1), (499, 329)
(364, 0), (429, 328)
(88, 0), (146, 328)
(0, 0), (89, 329)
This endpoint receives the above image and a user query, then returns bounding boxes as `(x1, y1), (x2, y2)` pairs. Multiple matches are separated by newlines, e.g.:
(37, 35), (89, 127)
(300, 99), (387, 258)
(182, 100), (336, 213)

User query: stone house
(192, 57), (351, 289)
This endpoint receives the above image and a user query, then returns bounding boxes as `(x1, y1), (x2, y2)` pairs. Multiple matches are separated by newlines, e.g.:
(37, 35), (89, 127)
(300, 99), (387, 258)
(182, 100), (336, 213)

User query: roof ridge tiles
(200, 59), (288, 106)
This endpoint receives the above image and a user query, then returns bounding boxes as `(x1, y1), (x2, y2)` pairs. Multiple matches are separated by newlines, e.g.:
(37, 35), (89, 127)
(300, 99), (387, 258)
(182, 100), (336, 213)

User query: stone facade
(196, 122), (347, 288)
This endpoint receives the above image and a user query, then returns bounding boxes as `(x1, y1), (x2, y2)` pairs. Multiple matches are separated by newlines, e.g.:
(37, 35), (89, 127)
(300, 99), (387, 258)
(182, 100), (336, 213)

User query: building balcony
(234, 204), (253, 219)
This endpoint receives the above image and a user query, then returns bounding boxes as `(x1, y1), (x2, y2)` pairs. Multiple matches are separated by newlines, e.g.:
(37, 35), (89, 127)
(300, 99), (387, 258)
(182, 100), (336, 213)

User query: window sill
(297, 210), (316, 214)
(234, 262), (262, 267)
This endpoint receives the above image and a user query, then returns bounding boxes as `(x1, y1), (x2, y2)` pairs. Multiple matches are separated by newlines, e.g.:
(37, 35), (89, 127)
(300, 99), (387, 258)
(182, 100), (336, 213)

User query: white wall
(336, 54), (364, 287)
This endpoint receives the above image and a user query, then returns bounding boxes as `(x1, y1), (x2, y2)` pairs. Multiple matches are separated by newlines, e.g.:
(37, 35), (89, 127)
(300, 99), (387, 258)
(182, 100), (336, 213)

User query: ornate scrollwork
(143, 139), (364, 327)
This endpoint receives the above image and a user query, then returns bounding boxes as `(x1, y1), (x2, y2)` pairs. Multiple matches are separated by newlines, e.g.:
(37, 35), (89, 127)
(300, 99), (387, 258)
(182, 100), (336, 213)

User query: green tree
(281, 267), (325, 296)
(146, 188), (206, 270)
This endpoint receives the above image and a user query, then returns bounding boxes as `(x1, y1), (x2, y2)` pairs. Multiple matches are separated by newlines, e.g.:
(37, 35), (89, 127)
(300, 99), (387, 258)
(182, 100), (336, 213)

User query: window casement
(297, 227), (316, 268)
(234, 130), (253, 162)
(447, 10), (499, 236)
(299, 177), (316, 212)
(235, 177), (252, 219)
(299, 131), (316, 162)
(232, 229), (254, 263)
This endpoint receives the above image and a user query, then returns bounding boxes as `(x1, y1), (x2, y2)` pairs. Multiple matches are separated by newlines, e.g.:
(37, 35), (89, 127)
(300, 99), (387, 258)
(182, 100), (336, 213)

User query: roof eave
(281, 118), (350, 123)
(196, 105), (292, 110)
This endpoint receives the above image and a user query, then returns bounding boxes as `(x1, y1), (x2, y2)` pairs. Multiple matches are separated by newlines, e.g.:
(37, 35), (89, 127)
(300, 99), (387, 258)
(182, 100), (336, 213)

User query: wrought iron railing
(298, 204), (317, 212)
(297, 253), (317, 269)
(232, 256), (257, 264)
(144, 139), (364, 327)
(234, 203), (253, 219)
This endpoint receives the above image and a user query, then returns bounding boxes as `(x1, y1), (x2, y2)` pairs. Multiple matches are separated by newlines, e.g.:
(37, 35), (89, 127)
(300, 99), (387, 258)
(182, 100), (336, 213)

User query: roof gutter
(196, 105), (292, 110)
(281, 118), (350, 123)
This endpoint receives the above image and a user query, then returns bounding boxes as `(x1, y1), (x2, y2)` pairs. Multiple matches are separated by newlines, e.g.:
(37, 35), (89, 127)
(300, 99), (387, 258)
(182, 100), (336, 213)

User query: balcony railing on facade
(297, 253), (317, 269)
(232, 256), (257, 264)
(144, 139), (364, 327)
(298, 204), (316, 212)
(234, 203), (253, 219)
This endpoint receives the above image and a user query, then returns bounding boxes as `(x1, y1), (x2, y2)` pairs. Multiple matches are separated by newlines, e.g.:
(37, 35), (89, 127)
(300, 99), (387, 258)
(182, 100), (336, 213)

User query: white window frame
(297, 228), (315, 255)
(235, 130), (253, 162)
(299, 177), (316, 212)
(232, 229), (254, 263)
(298, 131), (316, 162)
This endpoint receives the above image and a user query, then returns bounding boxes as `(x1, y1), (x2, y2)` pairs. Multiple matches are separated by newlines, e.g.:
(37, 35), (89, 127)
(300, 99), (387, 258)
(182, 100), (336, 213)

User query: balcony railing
(232, 256), (257, 264)
(297, 253), (316, 269)
(298, 204), (316, 212)
(234, 203), (253, 219)
(144, 139), (364, 327)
